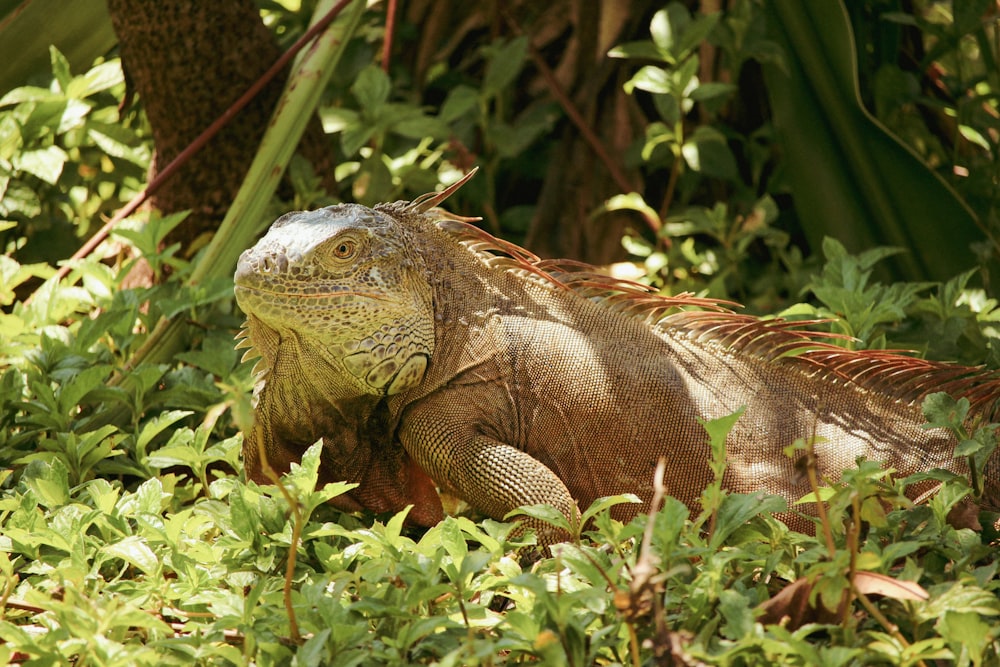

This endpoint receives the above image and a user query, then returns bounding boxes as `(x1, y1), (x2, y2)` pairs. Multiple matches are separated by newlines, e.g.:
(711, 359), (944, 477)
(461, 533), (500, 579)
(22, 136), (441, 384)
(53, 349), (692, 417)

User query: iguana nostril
(260, 255), (288, 273)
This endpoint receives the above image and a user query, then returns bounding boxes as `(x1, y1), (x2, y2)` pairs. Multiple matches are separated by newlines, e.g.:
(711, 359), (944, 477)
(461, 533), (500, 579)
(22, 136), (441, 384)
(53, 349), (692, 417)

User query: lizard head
(234, 203), (434, 397)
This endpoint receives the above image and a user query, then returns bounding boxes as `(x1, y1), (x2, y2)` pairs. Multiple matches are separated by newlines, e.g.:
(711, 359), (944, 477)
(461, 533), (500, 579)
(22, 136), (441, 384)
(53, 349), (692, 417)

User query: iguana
(234, 172), (1000, 537)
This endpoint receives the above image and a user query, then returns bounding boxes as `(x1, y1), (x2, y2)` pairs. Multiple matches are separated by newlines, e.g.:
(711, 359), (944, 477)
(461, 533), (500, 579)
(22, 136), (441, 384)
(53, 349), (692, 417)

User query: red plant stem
(381, 0), (397, 73)
(49, 0), (354, 286)
(528, 46), (637, 200)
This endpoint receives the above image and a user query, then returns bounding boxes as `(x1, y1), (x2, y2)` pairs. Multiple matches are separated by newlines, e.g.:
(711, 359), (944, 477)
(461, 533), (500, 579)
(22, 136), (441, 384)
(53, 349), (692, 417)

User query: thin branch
(381, 0), (397, 73)
(658, 140), (682, 223)
(499, 10), (650, 231)
(852, 586), (927, 667)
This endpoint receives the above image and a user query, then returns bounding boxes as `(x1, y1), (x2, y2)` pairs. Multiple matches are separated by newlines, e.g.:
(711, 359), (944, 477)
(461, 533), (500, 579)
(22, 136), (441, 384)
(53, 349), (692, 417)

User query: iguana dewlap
(234, 174), (1000, 535)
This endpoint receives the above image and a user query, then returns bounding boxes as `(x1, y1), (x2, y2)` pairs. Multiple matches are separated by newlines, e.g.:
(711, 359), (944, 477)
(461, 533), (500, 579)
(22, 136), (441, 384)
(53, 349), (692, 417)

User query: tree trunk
(106, 0), (332, 254)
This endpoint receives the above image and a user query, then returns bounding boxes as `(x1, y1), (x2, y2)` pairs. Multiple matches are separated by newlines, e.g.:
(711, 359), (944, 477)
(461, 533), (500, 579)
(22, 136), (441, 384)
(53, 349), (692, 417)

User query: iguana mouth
(234, 285), (393, 301)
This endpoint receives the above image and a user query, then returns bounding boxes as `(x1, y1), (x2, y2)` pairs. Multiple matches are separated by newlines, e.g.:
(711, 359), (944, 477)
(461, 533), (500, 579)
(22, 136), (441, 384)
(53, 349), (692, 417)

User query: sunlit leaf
(102, 536), (159, 575)
(15, 145), (68, 184)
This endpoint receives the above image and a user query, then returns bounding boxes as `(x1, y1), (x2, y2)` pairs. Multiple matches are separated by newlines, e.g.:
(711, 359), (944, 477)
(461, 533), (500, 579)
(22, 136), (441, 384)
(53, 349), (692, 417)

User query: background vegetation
(1, 0), (999, 664)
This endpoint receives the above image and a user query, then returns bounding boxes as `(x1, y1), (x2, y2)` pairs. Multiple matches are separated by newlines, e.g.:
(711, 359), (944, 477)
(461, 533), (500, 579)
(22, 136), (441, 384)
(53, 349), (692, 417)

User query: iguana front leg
(399, 410), (579, 542)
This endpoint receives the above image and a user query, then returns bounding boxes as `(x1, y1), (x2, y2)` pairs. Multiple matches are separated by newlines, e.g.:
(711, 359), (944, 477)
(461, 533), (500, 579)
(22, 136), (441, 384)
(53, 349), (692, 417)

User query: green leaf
(135, 410), (193, 458)
(698, 406), (746, 472)
(579, 494), (641, 528)
(101, 535), (159, 575)
(937, 611), (993, 666)
(482, 36), (528, 99)
(145, 443), (202, 472)
(288, 440), (322, 497)
(49, 46), (72, 92)
(65, 59), (123, 99)
(602, 192), (663, 231)
(681, 126), (738, 179)
(761, 1), (987, 285)
(689, 81), (737, 103)
(954, 438), (983, 457)
(677, 12), (721, 58)
(652, 93), (681, 125)
(319, 105), (358, 133)
(340, 124), (374, 157)
(382, 504), (411, 545)
(607, 40), (667, 61)
(15, 145), (68, 184)
(921, 392), (970, 431)
(719, 588), (756, 640)
(351, 64), (391, 110)
(69, 424), (122, 479)
(487, 106), (556, 159)
(21, 458), (70, 508)
(439, 85), (479, 123)
(57, 364), (111, 412)
(625, 65), (672, 95)
(919, 583), (1000, 621)
(439, 516), (469, 563)
(710, 492), (787, 548)
(392, 113), (448, 142)
(295, 629), (332, 667)
(506, 503), (574, 536)
(0, 85), (59, 106)
(650, 4), (690, 57)
(230, 485), (262, 543)
(87, 123), (150, 166)
(794, 485), (837, 504)
(174, 335), (238, 378)
(638, 121), (677, 161)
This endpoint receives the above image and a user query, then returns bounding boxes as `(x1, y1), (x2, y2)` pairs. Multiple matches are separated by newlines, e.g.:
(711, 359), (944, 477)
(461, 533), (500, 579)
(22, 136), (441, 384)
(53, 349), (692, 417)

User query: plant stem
(381, 0), (397, 73)
(852, 586), (926, 667)
(658, 133), (683, 224)
(252, 423), (303, 641)
(805, 444), (837, 556)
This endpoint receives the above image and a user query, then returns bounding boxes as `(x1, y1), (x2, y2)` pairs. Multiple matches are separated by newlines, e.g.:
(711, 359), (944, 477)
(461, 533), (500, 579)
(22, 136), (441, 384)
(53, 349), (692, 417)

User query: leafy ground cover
(2, 1), (1000, 665)
(2, 293), (1000, 666)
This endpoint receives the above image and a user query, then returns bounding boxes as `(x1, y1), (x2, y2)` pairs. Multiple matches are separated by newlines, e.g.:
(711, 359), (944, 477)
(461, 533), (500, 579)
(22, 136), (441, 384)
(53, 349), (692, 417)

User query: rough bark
(106, 0), (333, 254)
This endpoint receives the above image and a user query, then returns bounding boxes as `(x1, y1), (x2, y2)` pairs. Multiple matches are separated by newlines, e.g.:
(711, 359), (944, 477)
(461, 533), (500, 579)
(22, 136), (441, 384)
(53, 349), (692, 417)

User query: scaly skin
(234, 176), (1000, 538)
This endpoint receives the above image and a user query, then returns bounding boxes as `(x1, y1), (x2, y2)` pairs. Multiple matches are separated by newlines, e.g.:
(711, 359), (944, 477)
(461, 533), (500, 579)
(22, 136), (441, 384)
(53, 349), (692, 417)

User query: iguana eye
(331, 238), (357, 259)
(315, 232), (364, 271)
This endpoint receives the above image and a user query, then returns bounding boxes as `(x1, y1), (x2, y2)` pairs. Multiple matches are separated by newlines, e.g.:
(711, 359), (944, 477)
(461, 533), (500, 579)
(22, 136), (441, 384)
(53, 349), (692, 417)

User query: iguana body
(234, 175), (1000, 535)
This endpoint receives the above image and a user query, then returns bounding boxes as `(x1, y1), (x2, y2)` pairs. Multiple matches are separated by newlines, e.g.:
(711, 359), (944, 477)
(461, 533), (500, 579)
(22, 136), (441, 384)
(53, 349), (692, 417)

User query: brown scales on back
(234, 171), (1000, 539)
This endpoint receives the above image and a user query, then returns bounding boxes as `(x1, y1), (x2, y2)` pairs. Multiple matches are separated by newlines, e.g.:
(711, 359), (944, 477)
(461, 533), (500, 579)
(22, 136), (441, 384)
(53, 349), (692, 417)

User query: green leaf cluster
(318, 30), (553, 222)
(0, 47), (148, 262)
(6, 409), (1000, 665)
(609, 0), (998, 308)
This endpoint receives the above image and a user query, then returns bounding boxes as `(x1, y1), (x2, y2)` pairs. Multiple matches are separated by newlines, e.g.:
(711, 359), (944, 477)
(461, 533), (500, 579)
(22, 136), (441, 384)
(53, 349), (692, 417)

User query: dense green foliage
(1, 1), (1000, 664)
